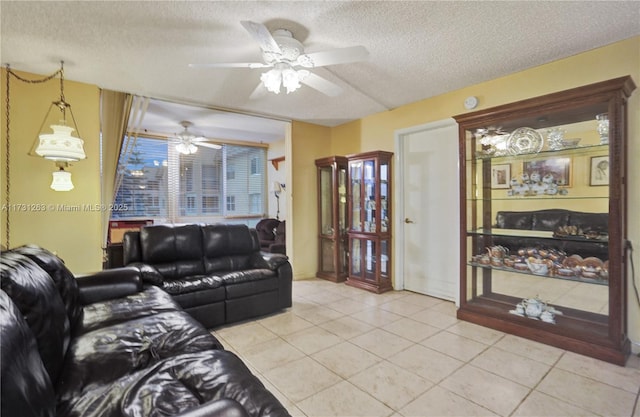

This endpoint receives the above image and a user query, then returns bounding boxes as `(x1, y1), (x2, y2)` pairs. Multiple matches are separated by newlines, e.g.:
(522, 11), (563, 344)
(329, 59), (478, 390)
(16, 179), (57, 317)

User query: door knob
(404, 218), (414, 224)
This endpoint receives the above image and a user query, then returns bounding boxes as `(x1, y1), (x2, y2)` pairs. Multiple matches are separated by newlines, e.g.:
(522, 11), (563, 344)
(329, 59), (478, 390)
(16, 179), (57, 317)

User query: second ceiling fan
(171, 121), (222, 155)
(190, 20), (369, 96)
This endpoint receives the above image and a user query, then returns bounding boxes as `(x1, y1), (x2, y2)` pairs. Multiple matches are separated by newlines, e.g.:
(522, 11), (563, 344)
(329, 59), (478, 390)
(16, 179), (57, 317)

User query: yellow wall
(289, 121), (332, 279)
(1, 68), (102, 273)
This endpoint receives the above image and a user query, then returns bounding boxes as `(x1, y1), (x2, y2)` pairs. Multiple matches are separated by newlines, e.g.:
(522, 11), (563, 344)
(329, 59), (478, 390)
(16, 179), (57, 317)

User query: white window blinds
(112, 136), (267, 223)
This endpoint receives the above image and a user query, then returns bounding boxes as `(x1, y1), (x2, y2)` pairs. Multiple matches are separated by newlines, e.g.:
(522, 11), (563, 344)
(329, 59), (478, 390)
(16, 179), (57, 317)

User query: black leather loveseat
(122, 223), (292, 328)
(0, 245), (289, 417)
(491, 209), (609, 259)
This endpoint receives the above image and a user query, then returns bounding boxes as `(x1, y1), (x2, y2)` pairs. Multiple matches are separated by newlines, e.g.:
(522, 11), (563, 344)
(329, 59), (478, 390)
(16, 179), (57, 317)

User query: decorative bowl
(526, 258), (550, 275)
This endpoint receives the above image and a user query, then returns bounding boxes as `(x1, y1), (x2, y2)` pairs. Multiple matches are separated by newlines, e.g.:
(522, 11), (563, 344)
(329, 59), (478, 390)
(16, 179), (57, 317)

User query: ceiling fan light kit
(261, 63), (310, 94)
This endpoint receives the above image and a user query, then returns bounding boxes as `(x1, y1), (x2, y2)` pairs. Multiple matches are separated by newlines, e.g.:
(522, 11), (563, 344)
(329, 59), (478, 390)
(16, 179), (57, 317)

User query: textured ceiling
(2, 1), (639, 142)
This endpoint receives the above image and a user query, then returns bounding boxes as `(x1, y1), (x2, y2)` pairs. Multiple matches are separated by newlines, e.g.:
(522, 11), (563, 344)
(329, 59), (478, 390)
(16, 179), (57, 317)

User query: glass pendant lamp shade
(51, 168), (74, 191)
(261, 63), (309, 94)
(36, 124), (86, 162)
(176, 142), (198, 154)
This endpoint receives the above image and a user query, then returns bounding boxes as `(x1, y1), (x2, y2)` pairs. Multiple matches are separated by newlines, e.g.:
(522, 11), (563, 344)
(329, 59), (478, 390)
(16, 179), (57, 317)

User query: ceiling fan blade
(195, 142), (222, 150)
(300, 72), (343, 97)
(240, 20), (282, 54)
(297, 45), (369, 68)
(189, 62), (272, 69)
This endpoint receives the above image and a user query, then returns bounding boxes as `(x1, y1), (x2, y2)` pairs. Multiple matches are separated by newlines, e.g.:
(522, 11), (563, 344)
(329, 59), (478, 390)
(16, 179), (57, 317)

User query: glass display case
(346, 151), (393, 293)
(454, 76), (635, 365)
(315, 156), (349, 282)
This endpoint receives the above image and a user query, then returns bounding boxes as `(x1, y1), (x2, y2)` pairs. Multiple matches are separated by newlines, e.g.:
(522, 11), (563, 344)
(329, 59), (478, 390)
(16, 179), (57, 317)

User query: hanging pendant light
(50, 165), (74, 191)
(34, 61), (86, 163)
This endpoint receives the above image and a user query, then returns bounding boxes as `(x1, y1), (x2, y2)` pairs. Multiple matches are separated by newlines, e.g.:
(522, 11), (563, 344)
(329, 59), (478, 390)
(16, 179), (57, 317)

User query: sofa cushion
(57, 350), (288, 417)
(162, 275), (224, 295)
(141, 224), (204, 264)
(0, 291), (56, 417)
(202, 224), (260, 257)
(569, 212), (609, 232)
(220, 269), (277, 285)
(122, 231), (142, 264)
(76, 286), (181, 334)
(12, 245), (82, 328)
(58, 311), (224, 399)
(495, 211), (533, 229)
(171, 286), (226, 309)
(0, 252), (69, 384)
(224, 275), (279, 300)
(531, 209), (570, 231)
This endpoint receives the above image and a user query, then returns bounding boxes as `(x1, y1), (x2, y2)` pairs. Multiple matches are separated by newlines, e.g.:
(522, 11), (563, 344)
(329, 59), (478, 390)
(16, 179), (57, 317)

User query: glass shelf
(470, 143), (609, 161)
(467, 228), (609, 243)
(467, 195), (609, 202)
(467, 262), (609, 286)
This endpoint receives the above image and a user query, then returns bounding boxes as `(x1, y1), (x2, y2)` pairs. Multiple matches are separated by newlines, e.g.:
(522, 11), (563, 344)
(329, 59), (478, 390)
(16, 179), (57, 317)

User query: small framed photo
(491, 163), (511, 189)
(590, 156), (609, 186)
(523, 157), (572, 187)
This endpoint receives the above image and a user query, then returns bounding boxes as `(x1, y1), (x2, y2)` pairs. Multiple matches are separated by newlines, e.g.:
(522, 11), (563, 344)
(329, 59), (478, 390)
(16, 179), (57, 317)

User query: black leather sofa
(491, 209), (609, 259)
(122, 224), (292, 328)
(0, 245), (290, 417)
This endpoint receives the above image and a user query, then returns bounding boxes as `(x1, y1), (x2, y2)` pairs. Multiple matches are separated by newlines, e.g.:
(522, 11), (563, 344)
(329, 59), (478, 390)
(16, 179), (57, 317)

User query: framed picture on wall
(523, 157), (572, 187)
(491, 164), (511, 189)
(590, 156), (609, 186)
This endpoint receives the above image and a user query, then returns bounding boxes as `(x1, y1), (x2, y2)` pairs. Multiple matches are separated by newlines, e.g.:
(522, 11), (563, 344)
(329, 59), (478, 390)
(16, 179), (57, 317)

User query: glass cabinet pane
(319, 167), (333, 235)
(351, 162), (362, 232)
(351, 238), (361, 276)
(320, 238), (335, 273)
(338, 168), (347, 233)
(381, 240), (389, 277)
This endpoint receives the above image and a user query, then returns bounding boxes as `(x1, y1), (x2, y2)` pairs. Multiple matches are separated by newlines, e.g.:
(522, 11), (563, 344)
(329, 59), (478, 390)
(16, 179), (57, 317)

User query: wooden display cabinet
(454, 76), (635, 365)
(346, 151), (393, 293)
(315, 156), (349, 282)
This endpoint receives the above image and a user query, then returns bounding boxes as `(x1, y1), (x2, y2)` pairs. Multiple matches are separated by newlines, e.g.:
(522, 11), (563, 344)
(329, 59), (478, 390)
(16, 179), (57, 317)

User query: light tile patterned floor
(213, 278), (640, 417)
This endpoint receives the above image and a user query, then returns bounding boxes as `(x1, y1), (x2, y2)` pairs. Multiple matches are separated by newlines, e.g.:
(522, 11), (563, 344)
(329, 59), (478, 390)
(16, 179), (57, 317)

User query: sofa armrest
(174, 399), (249, 417)
(254, 252), (289, 270)
(127, 262), (165, 286)
(76, 267), (143, 305)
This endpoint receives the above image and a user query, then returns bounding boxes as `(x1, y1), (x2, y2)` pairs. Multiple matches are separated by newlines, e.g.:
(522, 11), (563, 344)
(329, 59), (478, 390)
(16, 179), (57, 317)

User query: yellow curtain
(100, 89), (132, 248)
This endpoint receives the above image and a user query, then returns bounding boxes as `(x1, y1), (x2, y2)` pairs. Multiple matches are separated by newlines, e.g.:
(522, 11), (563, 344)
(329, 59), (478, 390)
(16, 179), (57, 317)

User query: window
(113, 136), (266, 222)
(226, 196), (236, 212)
(249, 193), (262, 214)
(227, 164), (236, 180)
(202, 196), (219, 213)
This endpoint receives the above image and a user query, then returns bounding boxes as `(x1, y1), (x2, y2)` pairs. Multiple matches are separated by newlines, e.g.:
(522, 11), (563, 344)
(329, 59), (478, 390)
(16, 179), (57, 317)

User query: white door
(396, 119), (459, 302)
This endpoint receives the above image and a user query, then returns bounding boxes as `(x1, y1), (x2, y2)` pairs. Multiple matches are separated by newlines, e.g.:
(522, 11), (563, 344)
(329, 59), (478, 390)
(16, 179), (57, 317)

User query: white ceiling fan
(190, 20), (369, 96)
(171, 121), (222, 155)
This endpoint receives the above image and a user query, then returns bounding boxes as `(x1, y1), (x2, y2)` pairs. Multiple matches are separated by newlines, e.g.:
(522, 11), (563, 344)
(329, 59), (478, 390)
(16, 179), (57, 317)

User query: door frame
(393, 118), (459, 304)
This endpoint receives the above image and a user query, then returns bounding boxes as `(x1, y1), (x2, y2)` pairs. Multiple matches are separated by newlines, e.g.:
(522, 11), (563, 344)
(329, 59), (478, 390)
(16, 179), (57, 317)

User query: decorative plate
(507, 127), (544, 155)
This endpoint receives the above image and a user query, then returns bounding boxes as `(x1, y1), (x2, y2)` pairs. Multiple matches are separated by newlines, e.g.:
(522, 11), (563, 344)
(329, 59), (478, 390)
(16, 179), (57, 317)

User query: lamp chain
(3, 62), (66, 249)
(4, 66), (11, 249)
